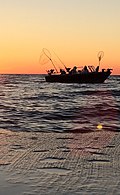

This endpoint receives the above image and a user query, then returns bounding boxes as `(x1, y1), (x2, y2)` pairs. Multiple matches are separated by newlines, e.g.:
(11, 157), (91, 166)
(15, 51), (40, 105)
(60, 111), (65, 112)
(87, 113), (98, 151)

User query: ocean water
(0, 74), (119, 133)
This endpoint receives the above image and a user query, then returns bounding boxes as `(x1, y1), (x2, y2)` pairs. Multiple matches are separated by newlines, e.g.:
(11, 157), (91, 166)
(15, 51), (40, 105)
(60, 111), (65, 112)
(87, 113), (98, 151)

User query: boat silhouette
(43, 50), (112, 83)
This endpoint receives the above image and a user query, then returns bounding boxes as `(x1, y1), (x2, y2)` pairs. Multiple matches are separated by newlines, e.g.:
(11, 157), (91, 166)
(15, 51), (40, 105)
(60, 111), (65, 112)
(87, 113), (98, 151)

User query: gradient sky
(0, 0), (120, 74)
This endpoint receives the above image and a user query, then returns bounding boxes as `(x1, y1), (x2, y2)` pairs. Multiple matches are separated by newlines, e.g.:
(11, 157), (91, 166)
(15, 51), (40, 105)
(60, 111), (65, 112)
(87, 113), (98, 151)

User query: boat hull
(45, 71), (111, 83)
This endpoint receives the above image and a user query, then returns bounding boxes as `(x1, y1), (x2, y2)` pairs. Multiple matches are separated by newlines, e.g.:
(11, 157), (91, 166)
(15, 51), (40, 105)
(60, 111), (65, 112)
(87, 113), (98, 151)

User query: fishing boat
(45, 67), (112, 83)
(41, 49), (112, 83)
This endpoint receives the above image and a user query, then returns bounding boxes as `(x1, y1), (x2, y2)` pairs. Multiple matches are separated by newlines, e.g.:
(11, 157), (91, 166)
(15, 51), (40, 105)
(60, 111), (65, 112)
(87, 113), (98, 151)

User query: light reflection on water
(0, 74), (119, 133)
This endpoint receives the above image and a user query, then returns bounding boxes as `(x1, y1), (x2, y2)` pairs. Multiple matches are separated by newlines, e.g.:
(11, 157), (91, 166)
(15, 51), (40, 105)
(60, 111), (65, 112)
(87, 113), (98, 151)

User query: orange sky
(0, 0), (120, 74)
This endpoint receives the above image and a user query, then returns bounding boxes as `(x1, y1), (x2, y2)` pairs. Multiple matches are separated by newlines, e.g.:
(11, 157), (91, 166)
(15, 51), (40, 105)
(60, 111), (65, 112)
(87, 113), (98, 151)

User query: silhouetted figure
(83, 66), (89, 73)
(60, 69), (66, 75)
(70, 66), (77, 74)
(102, 69), (105, 72)
(66, 67), (71, 73)
(48, 69), (54, 75)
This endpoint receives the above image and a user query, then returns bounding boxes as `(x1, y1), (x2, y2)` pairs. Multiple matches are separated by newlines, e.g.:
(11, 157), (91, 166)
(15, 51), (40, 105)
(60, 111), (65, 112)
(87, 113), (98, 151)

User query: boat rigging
(39, 49), (112, 83)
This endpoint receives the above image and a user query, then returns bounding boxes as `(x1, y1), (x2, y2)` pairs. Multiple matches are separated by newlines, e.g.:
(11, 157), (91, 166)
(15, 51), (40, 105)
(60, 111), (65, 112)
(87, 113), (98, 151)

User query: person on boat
(102, 69), (105, 72)
(82, 66), (89, 73)
(47, 69), (54, 75)
(70, 66), (77, 74)
(60, 69), (66, 75)
(66, 67), (71, 73)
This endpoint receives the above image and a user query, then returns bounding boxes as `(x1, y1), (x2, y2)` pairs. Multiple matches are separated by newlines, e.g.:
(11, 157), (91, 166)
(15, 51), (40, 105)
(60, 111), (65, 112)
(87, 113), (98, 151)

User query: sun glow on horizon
(0, 0), (120, 74)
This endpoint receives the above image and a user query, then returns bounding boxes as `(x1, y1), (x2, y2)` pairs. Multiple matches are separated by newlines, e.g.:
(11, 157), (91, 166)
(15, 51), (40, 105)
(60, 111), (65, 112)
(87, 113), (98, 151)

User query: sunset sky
(0, 0), (120, 74)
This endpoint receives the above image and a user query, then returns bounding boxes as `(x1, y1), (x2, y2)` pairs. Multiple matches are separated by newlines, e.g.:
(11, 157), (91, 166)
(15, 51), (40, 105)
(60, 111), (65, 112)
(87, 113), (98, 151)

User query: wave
(0, 75), (119, 133)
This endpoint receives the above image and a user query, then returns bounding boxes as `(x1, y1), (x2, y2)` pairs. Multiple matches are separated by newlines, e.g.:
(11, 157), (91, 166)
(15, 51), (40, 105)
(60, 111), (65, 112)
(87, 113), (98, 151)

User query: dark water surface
(0, 74), (119, 132)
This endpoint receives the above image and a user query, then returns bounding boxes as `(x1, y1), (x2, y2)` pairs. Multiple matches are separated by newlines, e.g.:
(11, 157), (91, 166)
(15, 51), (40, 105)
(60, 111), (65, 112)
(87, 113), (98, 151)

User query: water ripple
(0, 74), (119, 133)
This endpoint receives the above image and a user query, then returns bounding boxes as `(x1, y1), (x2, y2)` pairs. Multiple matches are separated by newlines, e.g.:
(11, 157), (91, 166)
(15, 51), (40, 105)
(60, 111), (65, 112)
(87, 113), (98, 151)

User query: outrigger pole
(49, 58), (58, 73)
(53, 50), (72, 72)
(53, 50), (67, 70)
(43, 48), (58, 73)
(53, 51), (83, 72)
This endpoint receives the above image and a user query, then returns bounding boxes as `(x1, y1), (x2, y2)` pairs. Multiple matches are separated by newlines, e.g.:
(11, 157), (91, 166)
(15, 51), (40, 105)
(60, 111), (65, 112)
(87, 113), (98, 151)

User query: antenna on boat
(97, 51), (104, 66)
(42, 48), (58, 73)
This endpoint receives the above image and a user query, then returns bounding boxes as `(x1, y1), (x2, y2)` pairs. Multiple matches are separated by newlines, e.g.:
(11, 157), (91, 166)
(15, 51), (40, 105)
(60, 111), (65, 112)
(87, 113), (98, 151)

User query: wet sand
(0, 129), (120, 195)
